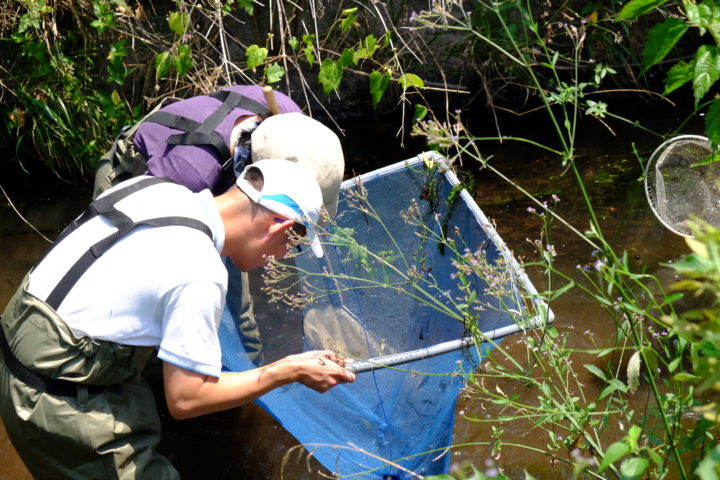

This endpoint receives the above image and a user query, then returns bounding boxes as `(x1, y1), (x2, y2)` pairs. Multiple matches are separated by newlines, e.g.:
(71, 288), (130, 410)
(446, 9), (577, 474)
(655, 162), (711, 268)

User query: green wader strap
(45, 177), (213, 311)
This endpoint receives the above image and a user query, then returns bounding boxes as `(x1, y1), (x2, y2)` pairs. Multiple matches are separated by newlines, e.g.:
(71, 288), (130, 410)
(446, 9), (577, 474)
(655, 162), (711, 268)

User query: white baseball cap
(251, 113), (344, 218)
(236, 159), (324, 257)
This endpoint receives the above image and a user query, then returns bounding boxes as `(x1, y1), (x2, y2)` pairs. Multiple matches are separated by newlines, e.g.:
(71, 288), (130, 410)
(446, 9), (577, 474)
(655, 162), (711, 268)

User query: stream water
(0, 99), (700, 479)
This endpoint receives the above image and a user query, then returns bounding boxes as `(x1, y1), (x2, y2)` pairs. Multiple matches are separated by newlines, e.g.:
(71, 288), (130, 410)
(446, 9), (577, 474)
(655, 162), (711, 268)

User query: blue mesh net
(220, 152), (547, 479)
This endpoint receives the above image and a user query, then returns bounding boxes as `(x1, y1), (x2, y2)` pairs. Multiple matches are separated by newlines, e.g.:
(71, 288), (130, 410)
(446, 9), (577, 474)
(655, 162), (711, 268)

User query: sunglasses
(274, 217), (307, 237)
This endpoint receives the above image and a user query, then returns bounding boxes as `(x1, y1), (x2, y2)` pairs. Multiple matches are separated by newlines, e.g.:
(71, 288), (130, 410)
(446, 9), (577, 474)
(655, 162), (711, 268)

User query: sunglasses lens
(292, 222), (307, 237)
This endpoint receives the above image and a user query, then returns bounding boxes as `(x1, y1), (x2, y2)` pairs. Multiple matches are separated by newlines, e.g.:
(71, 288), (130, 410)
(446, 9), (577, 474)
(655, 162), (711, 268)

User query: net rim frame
(643, 134), (712, 237)
(340, 151), (554, 373)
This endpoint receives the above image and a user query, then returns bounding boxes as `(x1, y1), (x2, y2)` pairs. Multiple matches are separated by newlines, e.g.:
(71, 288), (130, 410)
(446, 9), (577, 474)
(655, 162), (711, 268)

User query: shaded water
(0, 103), (699, 479)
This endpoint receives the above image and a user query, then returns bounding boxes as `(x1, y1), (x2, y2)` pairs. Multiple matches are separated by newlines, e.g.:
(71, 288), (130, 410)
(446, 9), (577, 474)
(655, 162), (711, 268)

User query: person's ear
(266, 218), (294, 239)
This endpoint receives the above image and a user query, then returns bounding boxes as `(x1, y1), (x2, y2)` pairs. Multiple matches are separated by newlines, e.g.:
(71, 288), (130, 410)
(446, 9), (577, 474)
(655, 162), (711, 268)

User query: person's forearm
(163, 361), (293, 419)
(162, 351), (354, 420)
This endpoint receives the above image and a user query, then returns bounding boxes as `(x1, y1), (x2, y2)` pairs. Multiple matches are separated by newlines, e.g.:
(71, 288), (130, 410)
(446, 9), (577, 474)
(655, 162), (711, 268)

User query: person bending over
(0, 159), (355, 479)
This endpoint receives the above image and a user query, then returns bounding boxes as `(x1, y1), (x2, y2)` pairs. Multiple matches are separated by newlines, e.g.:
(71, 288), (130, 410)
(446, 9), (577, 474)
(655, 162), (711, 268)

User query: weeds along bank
(3, 1), (720, 478)
(0, 0), (689, 180)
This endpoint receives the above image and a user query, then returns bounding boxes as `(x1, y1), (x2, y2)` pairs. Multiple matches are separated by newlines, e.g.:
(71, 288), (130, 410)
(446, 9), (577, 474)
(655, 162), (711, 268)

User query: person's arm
(163, 350), (355, 420)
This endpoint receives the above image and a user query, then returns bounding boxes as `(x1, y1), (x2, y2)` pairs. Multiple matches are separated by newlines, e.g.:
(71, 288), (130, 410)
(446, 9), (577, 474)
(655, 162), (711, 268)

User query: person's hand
(280, 350), (356, 393)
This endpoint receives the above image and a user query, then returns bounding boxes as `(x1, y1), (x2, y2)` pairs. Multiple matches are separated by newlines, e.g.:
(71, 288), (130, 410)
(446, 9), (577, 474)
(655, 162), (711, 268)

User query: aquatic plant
(409, 2), (720, 479)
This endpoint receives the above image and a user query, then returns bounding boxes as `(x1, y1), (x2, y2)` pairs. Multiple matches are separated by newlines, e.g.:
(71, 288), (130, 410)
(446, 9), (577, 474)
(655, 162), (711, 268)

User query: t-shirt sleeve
(157, 281), (225, 377)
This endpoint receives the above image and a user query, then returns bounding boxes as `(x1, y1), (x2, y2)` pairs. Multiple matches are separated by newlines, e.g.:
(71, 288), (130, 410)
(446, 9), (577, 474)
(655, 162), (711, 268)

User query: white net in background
(644, 135), (720, 237)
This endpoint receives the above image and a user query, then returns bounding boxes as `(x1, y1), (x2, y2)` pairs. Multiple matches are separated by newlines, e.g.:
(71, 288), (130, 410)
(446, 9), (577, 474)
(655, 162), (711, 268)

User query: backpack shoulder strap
(142, 90), (270, 161)
(45, 178), (213, 311)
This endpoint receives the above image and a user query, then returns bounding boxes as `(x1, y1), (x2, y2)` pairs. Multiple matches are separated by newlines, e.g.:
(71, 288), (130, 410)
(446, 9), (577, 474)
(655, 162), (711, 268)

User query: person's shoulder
(153, 229), (226, 284)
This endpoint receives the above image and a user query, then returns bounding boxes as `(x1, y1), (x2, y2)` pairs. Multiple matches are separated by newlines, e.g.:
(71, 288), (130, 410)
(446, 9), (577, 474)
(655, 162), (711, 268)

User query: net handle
(345, 312), (551, 373)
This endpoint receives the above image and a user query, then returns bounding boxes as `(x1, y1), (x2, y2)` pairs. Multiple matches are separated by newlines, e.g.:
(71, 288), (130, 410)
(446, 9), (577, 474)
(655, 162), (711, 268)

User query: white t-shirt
(27, 177), (228, 377)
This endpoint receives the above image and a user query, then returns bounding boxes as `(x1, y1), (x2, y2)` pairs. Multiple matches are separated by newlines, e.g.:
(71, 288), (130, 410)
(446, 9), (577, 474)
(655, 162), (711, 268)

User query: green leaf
(673, 372), (701, 382)
(398, 73), (424, 91)
(362, 34), (378, 58)
(339, 48), (356, 67)
(548, 280), (575, 301)
(236, 0), (254, 15)
(318, 58), (343, 94)
(696, 444), (720, 480)
(168, 11), (189, 36)
(413, 104), (428, 123)
(620, 457), (649, 478)
(646, 448), (663, 469)
(642, 18), (688, 71)
(599, 442), (630, 471)
(584, 363), (607, 381)
(616, 0), (669, 20)
(686, 2), (720, 39)
(264, 62), (285, 84)
(382, 31), (391, 48)
(599, 378), (628, 400)
(304, 46), (315, 66)
(246, 44), (268, 70)
(155, 51), (172, 79)
(369, 70), (391, 108)
(288, 37), (299, 50)
(691, 149), (720, 166)
(706, 98), (720, 145)
(354, 34), (379, 62)
(664, 60), (694, 95)
(693, 45), (720, 106)
(174, 44), (192, 77)
(110, 90), (122, 106)
(341, 8), (357, 34)
(627, 425), (642, 444)
(627, 351), (641, 393)
(685, 3), (700, 26)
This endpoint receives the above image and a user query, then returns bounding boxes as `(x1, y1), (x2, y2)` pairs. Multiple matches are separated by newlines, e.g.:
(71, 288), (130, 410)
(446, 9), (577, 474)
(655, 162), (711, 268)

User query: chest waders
(0, 177), (212, 480)
(93, 90), (270, 199)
